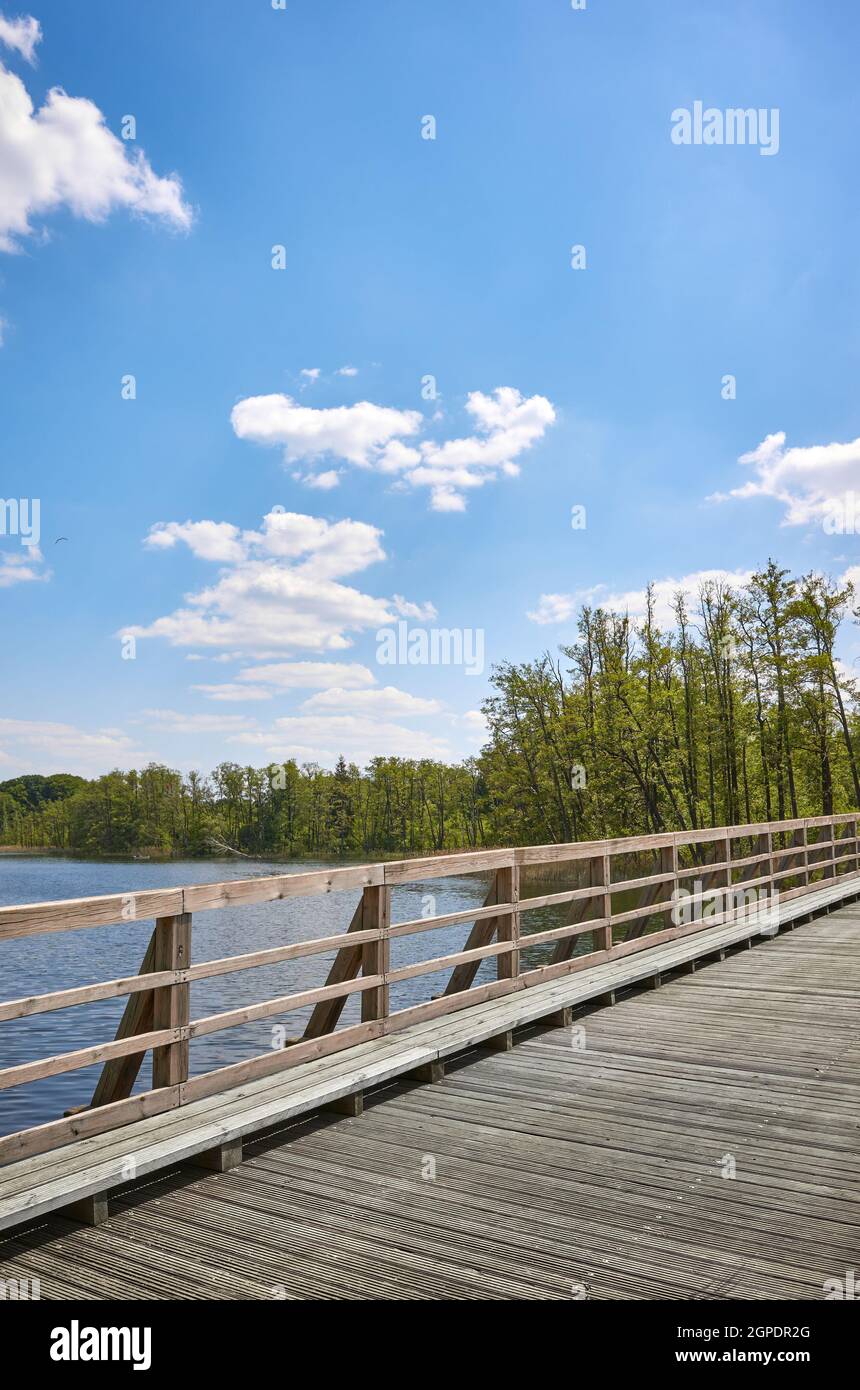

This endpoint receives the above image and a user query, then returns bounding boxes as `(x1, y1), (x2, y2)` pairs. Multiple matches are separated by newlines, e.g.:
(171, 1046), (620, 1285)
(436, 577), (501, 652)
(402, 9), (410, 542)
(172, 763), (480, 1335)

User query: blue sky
(1, 0), (859, 777)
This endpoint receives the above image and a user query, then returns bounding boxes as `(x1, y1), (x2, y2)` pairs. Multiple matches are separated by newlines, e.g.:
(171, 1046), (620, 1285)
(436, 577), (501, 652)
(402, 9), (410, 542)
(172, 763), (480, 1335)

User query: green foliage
(2, 562), (858, 857)
(0, 758), (487, 857)
(480, 562), (860, 843)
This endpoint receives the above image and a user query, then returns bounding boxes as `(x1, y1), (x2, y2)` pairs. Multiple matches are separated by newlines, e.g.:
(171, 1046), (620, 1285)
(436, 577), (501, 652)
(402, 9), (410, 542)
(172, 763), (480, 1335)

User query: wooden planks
(0, 905), (857, 1298)
(1, 876), (857, 1220)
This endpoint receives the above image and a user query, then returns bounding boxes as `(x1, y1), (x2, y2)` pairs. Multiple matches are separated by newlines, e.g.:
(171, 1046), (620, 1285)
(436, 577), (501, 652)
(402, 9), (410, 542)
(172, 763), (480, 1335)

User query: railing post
(360, 884), (390, 1022)
(662, 841), (677, 912)
(763, 828), (774, 906)
(496, 863), (520, 980)
(801, 822), (810, 887)
(152, 912), (192, 1089)
(853, 818), (859, 875)
(596, 851), (612, 952)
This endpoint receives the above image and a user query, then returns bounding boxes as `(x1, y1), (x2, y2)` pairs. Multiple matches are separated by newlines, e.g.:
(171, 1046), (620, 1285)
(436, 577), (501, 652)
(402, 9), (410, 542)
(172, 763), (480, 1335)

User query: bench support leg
(187, 1139), (243, 1173)
(480, 1030), (513, 1052)
(410, 1060), (444, 1083)
(323, 1091), (363, 1117)
(543, 1006), (573, 1028)
(62, 1193), (109, 1226)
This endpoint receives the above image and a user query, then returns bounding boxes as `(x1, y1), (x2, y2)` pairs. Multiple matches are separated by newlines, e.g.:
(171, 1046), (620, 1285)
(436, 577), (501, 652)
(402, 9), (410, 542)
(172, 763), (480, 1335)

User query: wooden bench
(2, 873), (856, 1235)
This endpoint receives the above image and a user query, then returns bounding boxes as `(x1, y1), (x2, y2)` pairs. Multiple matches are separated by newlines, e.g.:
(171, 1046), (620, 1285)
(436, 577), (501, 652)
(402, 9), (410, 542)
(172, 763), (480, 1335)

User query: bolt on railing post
(496, 863), (520, 980)
(152, 911), (191, 1089)
(360, 884), (390, 1023)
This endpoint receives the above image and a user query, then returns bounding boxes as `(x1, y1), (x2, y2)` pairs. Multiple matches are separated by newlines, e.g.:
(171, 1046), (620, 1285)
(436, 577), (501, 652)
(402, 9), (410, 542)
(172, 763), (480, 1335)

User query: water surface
(0, 856), (581, 1136)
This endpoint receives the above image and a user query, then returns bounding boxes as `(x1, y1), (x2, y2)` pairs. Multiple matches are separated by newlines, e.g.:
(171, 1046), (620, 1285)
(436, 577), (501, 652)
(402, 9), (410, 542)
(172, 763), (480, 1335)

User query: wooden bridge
(1, 815), (858, 1299)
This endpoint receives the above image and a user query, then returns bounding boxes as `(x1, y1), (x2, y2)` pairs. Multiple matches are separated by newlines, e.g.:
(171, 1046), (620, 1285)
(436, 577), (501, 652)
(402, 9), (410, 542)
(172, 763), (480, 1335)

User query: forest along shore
(2, 563), (857, 859)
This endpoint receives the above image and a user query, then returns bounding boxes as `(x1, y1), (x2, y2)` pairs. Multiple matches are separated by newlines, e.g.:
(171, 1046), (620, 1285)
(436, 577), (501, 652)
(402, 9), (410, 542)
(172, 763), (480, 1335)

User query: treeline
(0, 760), (488, 858)
(480, 562), (860, 844)
(2, 561), (858, 858)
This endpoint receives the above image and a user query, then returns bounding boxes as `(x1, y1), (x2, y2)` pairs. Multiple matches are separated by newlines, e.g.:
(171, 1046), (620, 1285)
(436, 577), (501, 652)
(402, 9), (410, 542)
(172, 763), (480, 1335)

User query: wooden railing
(1, 814), (858, 1164)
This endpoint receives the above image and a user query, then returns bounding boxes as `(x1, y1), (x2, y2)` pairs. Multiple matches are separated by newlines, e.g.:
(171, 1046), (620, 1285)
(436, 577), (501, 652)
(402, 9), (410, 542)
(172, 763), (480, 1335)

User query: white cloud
(300, 367), (320, 381)
(708, 430), (860, 527)
(231, 385), (556, 511)
(143, 510), (385, 579)
(527, 592), (577, 626)
(376, 439), (422, 474)
(126, 510), (421, 655)
(0, 32), (191, 253)
(0, 545), (49, 586)
(145, 520), (246, 564)
(459, 709), (488, 734)
(0, 716), (144, 775)
(301, 686), (443, 717)
(236, 660), (376, 690)
(139, 709), (258, 735)
(185, 650), (244, 663)
(255, 510), (385, 578)
(300, 468), (340, 490)
(231, 394), (422, 467)
(337, 365), (358, 376)
(0, 12), (40, 63)
(415, 387), (555, 511)
(191, 683), (274, 702)
(528, 569), (755, 630)
(391, 593), (438, 621)
(428, 485), (468, 513)
(234, 714), (454, 764)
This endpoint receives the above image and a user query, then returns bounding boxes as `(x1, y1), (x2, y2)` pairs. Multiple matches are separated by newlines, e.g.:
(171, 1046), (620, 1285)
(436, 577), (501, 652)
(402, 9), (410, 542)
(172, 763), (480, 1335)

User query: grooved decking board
(0, 906), (857, 1299)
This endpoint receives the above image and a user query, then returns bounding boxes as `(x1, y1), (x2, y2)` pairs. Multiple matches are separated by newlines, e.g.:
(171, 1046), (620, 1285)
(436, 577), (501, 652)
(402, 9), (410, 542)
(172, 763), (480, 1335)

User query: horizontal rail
(0, 1027), (181, 1092)
(388, 901), (512, 938)
(188, 975), (384, 1040)
(1, 812), (858, 1160)
(520, 917), (608, 950)
(387, 940), (514, 985)
(2, 814), (857, 939)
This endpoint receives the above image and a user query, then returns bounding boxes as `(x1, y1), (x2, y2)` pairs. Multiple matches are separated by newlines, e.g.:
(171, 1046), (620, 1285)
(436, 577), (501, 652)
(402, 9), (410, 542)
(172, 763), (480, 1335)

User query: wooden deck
(2, 901), (857, 1300)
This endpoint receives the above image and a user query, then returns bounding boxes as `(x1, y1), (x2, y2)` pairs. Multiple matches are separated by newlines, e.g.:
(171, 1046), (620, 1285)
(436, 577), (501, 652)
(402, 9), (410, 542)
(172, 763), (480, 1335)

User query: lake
(0, 855), (583, 1138)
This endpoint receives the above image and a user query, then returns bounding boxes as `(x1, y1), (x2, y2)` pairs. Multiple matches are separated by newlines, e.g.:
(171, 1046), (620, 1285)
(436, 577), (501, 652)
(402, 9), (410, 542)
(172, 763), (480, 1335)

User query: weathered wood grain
(0, 904), (856, 1298)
